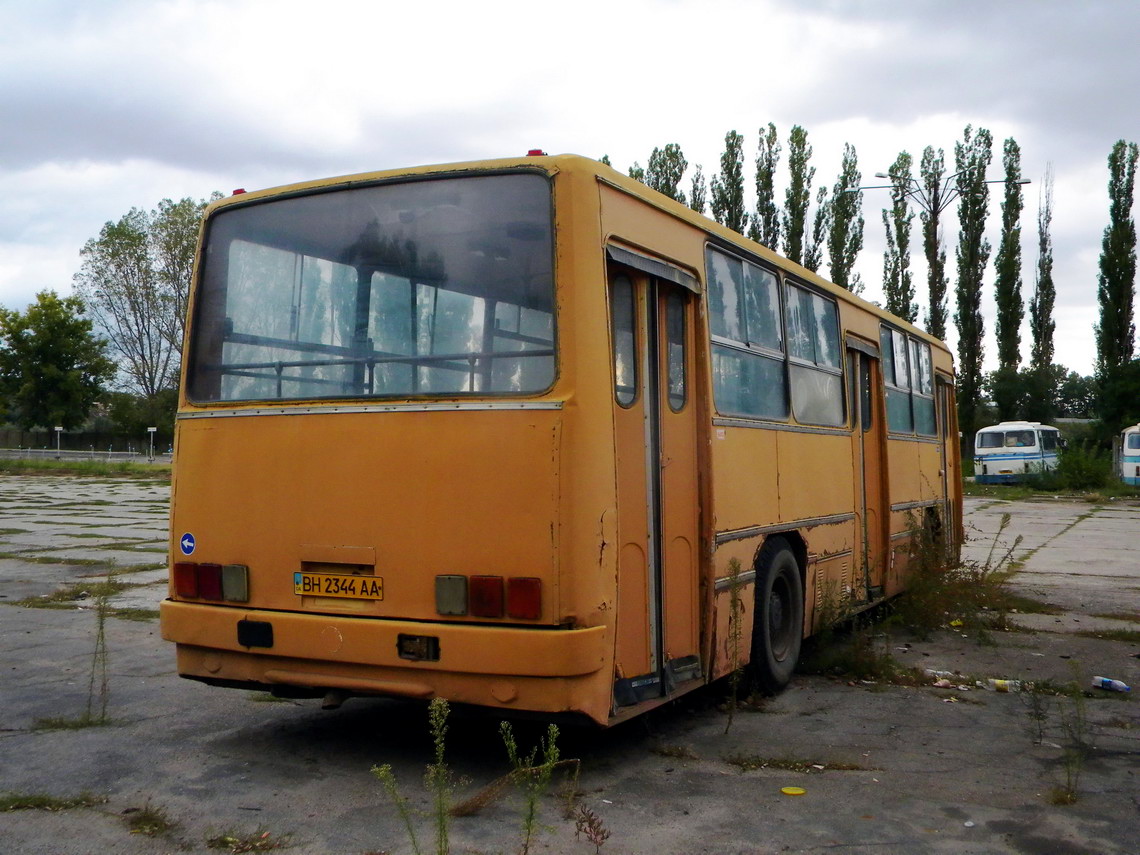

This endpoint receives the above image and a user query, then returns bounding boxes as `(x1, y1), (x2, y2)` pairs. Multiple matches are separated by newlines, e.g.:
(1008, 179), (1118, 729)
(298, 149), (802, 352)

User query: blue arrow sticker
(180, 533), (196, 555)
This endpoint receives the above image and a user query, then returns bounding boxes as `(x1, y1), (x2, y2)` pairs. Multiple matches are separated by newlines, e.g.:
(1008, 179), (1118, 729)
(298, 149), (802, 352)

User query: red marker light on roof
(526, 149), (547, 157)
(232, 188), (246, 195)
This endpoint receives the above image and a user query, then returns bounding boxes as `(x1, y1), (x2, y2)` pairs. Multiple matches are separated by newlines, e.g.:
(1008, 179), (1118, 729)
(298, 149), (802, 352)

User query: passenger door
(848, 347), (889, 599)
(610, 266), (701, 706)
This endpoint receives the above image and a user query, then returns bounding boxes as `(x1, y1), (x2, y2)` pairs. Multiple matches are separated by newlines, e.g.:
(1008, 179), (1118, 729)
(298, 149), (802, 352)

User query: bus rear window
(188, 173), (555, 403)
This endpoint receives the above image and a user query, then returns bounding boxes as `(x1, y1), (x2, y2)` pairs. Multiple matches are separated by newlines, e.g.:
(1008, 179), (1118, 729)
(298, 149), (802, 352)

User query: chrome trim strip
(890, 499), (940, 513)
(715, 512), (856, 546)
(178, 401), (565, 420)
(711, 418), (850, 437)
(714, 569), (757, 592)
(886, 432), (942, 444)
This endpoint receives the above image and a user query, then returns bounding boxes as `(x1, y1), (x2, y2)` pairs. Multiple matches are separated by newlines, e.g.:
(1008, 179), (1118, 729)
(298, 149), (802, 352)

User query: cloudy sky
(2, 0), (1138, 376)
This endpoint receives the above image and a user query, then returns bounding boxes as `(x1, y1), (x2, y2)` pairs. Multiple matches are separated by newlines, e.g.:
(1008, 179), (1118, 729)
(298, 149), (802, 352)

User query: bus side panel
(709, 427), (779, 533)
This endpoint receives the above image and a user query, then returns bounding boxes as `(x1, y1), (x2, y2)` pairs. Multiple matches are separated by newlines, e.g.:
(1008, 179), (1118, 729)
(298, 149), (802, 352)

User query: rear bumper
(160, 600), (612, 721)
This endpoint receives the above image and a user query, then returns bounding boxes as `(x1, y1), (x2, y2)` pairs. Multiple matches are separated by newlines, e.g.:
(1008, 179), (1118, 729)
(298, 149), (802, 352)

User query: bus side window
(611, 274), (638, 407)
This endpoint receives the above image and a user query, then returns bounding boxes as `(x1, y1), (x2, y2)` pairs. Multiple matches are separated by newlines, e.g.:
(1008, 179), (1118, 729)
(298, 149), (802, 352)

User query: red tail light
(174, 562), (198, 598)
(173, 562), (248, 602)
(469, 576), (504, 618)
(198, 563), (223, 599)
(507, 577), (542, 620)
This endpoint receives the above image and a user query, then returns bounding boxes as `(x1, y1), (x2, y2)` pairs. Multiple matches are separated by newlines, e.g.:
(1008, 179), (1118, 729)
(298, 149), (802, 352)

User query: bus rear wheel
(751, 537), (804, 694)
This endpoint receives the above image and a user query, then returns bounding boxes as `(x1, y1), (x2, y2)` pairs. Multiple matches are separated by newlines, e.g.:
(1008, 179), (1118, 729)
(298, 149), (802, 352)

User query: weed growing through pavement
(500, 720), (562, 855)
(1051, 673), (1094, 805)
(123, 799), (177, 836)
(722, 753), (871, 773)
(890, 512), (1021, 643)
(374, 701), (584, 855)
(574, 804), (611, 853)
(206, 827), (290, 852)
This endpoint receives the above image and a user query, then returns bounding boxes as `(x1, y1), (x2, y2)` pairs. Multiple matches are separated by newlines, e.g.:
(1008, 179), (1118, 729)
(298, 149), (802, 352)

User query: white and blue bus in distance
(1122, 424), (1140, 486)
(973, 421), (1063, 484)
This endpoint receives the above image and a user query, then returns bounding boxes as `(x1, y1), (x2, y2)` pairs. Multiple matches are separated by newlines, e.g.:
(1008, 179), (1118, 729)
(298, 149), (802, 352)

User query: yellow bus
(160, 154), (962, 726)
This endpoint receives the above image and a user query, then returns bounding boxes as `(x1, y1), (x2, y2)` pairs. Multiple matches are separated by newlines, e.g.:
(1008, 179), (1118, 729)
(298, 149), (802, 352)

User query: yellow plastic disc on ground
(781, 786), (806, 796)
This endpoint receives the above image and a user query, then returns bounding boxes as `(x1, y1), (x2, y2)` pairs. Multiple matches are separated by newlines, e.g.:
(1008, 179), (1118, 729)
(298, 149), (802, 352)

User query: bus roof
(206, 152), (954, 361)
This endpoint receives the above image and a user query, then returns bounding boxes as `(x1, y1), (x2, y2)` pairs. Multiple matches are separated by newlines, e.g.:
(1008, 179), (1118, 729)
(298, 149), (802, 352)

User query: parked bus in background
(973, 421), (1063, 484)
(160, 154), (962, 726)
(1121, 424), (1140, 486)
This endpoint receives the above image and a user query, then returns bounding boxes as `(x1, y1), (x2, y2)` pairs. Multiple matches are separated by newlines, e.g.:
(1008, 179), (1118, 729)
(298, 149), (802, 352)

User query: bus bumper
(160, 600), (611, 722)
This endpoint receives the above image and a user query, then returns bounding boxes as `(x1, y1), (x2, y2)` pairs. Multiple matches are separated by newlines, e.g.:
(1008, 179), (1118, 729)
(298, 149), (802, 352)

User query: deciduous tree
(827, 143), (864, 293)
(0, 291), (115, 430)
(689, 164), (707, 215)
(711, 130), (749, 234)
(881, 151), (916, 321)
(782, 125), (814, 265)
(992, 138), (1026, 421)
(919, 146), (950, 340)
(953, 125), (994, 439)
(73, 195), (215, 398)
(1029, 165), (1056, 372)
(1094, 139), (1138, 381)
(748, 122), (781, 248)
(645, 144), (688, 204)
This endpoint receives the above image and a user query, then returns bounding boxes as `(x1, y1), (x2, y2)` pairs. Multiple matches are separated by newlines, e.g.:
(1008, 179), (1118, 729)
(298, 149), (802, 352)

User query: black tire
(751, 537), (804, 694)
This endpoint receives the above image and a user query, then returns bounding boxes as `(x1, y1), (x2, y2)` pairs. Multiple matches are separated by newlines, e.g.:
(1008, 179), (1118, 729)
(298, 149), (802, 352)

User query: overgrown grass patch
(206, 828), (290, 852)
(0, 458), (170, 479)
(1076, 628), (1140, 643)
(722, 753), (871, 773)
(14, 578), (132, 608)
(110, 607), (160, 622)
(0, 791), (105, 811)
(123, 800), (177, 837)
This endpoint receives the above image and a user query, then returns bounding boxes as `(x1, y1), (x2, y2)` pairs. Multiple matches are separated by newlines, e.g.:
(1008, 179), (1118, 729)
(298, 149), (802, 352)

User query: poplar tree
(804, 186), (829, 273)
(689, 164), (707, 215)
(1094, 139), (1139, 379)
(710, 130), (749, 235)
(748, 122), (781, 248)
(628, 162), (645, 183)
(919, 146), (950, 340)
(991, 138), (1026, 420)
(882, 151), (916, 322)
(782, 125), (814, 266)
(1029, 165), (1056, 371)
(827, 143), (864, 293)
(645, 144), (688, 204)
(953, 125), (994, 439)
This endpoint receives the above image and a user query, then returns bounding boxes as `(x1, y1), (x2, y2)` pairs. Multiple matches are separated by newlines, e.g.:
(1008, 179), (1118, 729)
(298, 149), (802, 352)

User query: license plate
(294, 572), (383, 600)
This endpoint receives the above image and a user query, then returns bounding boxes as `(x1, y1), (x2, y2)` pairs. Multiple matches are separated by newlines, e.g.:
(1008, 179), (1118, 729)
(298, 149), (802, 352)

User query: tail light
(436, 574), (542, 620)
(507, 577), (542, 620)
(173, 562), (249, 603)
(469, 576), (504, 618)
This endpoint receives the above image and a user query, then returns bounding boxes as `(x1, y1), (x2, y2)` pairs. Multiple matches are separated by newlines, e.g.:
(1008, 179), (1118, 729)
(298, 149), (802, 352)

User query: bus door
(848, 346), (888, 599)
(609, 267), (701, 707)
(937, 377), (958, 550)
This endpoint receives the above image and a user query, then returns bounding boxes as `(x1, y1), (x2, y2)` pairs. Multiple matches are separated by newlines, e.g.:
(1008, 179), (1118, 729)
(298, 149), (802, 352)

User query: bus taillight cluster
(435, 575), (541, 620)
(174, 562), (249, 603)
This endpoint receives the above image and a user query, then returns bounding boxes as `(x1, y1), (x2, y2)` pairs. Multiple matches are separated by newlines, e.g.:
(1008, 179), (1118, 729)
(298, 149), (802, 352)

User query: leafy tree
(689, 164), (707, 215)
(645, 144), (688, 204)
(102, 389), (178, 447)
(710, 130), (749, 234)
(881, 151), (916, 320)
(1098, 359), (1140, 428)
(0, 291), (116, 430)
(782, 125), (814, 265)
(953, 125), (994, 440)
(919, 146), (950, 339)
(600, 155), (612, 167)
(991, 138), (1026, 421)
(827, 143), (864, 293)
(1094, 140), (1138, 380)
(804, 186), (829, 273)
(628, 162), (645, 183)
(1029, 165), (1056, 371)
(1056, 370), (1097, 419)
(748, 122), (781, 248)
(74, 194), (216, 398)
(994, 141), (1025, 369)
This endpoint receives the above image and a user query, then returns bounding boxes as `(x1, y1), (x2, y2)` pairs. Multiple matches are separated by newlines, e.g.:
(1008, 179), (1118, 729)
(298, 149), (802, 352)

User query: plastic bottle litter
(1091, 676), (1131, 692)
(924, 669), (956, 679)
(982, 678), (1022, 692)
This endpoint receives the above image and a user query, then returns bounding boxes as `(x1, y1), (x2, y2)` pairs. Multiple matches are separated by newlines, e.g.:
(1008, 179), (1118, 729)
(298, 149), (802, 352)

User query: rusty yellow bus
(160, 154), (962, 726)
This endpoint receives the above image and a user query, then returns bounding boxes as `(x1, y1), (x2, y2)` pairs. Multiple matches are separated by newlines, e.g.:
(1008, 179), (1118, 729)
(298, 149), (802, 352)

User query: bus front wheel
(751, 537), (804, 694)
